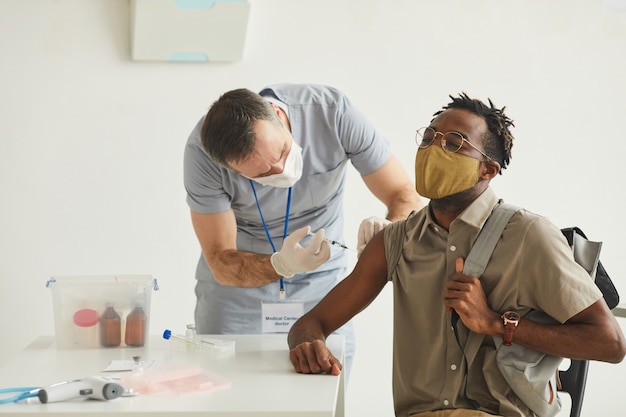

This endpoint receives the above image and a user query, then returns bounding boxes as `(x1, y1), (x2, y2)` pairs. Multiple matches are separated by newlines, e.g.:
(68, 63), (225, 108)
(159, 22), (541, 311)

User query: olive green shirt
(384, 187), (602, 417)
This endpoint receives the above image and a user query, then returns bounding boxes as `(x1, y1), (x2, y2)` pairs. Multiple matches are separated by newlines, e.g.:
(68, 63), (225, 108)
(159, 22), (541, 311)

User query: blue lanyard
(0, 386), (41, 404)
(249, 180), (292, 299)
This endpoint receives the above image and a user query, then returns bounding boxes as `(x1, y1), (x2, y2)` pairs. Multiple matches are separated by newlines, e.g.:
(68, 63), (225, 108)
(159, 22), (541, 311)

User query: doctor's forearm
(205, 250), (281, 287)
(385, 191), (424, 221)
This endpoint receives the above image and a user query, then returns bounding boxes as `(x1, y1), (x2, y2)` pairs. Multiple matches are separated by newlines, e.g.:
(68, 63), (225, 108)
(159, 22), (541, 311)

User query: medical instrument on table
(162, 329), (236, 353)
(163, 329), (215, 347)
(0, 386), (41, 404)
(308, 232), (356, 252)
(37, 376), (123, 403)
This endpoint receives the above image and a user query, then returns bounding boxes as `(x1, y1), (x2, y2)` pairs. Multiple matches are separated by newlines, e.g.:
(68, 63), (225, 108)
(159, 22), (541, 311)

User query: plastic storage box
(46, 275), (158, 349)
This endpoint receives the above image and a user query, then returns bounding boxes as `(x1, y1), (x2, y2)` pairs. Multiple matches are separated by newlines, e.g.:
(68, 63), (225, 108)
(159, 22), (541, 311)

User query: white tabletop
(0, 334), (345, 417)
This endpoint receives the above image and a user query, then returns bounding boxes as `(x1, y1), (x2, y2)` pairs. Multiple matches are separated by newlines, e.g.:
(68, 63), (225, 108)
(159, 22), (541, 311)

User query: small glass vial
(185, 324), (197, 339)
(125, 305), (147, 347)
(99, 303), (121, 347)
(185, 324), (197, 351)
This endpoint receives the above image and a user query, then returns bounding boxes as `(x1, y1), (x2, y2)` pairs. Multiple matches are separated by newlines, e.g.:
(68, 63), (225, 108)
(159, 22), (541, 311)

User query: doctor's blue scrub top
(183, 83), (392, 371)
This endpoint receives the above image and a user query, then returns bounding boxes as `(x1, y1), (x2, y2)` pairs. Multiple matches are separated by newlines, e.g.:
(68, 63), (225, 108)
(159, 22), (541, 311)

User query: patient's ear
(480, 160), (501, 180)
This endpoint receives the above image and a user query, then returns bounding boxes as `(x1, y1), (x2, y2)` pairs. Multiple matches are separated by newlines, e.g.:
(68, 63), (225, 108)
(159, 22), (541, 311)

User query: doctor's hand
(289, 339), (342, 376)
(357, 216), (391, 257)
(271, 226), (331, 278)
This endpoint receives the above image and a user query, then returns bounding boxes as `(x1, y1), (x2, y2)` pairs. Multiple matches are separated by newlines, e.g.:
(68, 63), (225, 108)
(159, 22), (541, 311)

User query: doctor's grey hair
(201, 88), (281, 168)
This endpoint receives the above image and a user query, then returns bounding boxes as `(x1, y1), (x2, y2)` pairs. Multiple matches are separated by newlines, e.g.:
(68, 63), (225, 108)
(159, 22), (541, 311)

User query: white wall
(1, 0), (625, 416)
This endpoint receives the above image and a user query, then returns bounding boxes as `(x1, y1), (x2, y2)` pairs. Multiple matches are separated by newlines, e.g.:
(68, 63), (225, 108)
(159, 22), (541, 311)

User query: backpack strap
(463, 202), (520, 277)
(451, 202), (521, 410)
(451, 201), (520, 335)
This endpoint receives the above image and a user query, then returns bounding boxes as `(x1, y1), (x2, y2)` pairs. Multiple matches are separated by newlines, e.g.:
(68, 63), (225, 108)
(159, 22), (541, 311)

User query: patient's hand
(289, 339), (342, 376)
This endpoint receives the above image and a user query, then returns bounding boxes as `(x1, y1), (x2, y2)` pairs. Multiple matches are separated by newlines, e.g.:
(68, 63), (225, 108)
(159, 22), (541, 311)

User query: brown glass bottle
(125, 306), (146, 347)
(99, 304), (121, 347)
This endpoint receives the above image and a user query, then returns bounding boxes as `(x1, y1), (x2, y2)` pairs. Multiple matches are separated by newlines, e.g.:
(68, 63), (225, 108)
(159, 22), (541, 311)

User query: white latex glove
(270, 226), (331, 278)
(357, 216), (391, 257)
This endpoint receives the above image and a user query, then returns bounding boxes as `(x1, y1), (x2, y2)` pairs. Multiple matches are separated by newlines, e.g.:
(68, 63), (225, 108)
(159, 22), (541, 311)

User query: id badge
(261, 300), (304, 333)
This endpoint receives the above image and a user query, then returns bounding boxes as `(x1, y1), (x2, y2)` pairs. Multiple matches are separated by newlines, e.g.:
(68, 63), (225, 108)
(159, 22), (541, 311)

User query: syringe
(308, 232), (356, 252)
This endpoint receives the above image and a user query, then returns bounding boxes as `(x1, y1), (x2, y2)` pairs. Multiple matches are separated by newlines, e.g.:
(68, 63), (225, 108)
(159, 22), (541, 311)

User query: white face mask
(250, 141), (303, 188)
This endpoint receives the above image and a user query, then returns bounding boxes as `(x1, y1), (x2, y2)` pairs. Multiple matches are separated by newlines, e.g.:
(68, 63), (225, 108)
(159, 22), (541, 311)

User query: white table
(0, 334), (345, 416)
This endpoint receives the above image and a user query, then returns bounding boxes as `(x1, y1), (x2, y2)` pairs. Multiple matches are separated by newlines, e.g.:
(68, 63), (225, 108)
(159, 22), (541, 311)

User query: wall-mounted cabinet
(130, 0), (250, 62)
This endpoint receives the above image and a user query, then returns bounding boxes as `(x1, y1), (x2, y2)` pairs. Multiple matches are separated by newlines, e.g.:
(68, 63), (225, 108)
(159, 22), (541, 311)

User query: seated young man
(287, 93), (626, 417)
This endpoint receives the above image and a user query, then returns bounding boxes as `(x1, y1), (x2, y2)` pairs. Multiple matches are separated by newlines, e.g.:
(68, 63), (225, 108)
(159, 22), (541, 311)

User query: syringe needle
(325, 238), (352, 251)
(307, 232), (356, 252)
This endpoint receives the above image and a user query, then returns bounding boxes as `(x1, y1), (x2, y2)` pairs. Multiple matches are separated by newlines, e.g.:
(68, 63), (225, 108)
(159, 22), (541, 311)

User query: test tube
(163, 329), (210, 348)
(162, 329), (235, 353)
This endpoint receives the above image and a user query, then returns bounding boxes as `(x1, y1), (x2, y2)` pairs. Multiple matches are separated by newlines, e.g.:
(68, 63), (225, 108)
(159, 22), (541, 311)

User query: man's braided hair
(434, 92), (515, 173)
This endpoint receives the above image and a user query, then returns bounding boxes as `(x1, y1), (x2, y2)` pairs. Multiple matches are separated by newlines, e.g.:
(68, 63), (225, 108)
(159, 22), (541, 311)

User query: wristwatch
(501, 311), (521, 346)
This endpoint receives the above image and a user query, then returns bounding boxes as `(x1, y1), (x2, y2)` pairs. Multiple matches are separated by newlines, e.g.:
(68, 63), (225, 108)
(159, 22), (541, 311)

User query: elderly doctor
(183, 83), (422, 375)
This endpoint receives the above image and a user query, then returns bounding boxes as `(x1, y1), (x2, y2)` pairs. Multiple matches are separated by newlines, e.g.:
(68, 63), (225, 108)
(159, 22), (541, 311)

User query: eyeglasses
(415, 127), (492, 161)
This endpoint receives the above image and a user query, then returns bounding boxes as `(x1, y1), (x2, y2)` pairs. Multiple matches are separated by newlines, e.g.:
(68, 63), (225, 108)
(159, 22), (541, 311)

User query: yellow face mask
(414, 145), (480, 199)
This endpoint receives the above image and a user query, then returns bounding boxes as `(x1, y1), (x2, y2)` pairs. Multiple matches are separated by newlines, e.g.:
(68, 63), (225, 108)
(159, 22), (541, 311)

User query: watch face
(503, 311), (520, 323)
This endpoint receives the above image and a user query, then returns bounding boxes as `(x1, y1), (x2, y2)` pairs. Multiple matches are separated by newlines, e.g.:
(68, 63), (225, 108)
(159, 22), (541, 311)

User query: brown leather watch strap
(502, 311), (520, 346)
(503, 322), (516, 346)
